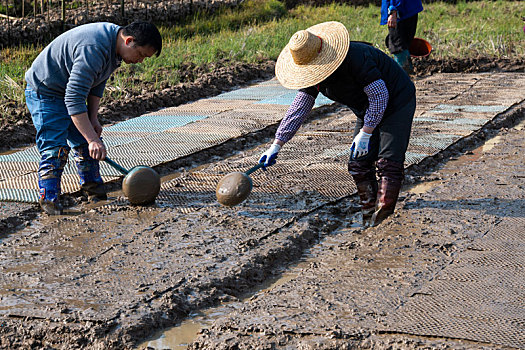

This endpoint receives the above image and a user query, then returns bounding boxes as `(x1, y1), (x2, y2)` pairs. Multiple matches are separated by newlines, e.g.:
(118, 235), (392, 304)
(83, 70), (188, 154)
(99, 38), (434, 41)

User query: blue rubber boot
(38, 147), (69, 215)
(73, 144), (107, 201)
(393, 49), (414, 75)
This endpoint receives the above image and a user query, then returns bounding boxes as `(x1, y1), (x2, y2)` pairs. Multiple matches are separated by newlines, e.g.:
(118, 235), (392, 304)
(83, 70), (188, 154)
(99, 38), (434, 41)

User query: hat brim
(276, 21), (350, 90)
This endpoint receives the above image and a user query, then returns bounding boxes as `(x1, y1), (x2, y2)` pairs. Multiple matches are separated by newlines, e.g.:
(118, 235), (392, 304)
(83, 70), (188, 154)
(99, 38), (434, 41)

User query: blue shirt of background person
(380, 0), (423, 25)
(380, 0), (423, 73)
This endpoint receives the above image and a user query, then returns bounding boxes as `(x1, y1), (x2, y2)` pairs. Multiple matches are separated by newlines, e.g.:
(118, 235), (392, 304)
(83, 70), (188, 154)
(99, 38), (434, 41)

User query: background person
(259, 21), (416, 227)
(380, 0), (423, 74)
(25, 21), (162, 215)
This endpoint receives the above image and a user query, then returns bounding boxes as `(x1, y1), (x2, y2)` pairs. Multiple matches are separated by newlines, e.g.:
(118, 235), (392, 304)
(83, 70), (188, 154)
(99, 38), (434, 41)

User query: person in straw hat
(258, 21), (416, 227)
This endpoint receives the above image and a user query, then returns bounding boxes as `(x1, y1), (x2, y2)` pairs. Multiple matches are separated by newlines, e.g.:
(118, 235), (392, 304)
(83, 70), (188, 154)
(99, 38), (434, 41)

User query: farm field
(0, 1), (524, 349)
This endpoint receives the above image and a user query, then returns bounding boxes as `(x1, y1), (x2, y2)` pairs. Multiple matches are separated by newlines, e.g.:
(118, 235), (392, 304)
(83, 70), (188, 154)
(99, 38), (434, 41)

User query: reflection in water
(139, 312), (213, 349)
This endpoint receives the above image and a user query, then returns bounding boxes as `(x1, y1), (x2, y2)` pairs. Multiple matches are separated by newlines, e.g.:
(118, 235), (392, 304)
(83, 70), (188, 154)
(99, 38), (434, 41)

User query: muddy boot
(38, 177), (63, 215)
(81, 182), (107, 201)
(38, 147), (69, 215)
(348, 159), (378, 227)
(73, 144), (107, 201)
(371, 159), (404, 227)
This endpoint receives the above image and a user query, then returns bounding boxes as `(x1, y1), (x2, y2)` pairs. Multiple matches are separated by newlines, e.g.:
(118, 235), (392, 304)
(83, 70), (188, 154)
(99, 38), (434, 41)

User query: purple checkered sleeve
(275, 91), (315, 143)
(363, 79), (389, 128)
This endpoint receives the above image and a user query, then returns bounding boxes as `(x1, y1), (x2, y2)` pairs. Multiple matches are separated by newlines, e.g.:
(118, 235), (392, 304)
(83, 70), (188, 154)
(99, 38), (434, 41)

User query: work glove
(258, 143), (281, 168)
(350, 129), (372, 160)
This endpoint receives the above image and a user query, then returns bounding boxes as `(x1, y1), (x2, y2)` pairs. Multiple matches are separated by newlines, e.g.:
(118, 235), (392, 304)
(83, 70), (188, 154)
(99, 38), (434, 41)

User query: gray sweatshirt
(25, 22), (121, 116)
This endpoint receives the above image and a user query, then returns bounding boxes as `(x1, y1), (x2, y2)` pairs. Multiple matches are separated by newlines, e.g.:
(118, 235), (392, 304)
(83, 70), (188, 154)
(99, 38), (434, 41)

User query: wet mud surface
(190, 116), (525, 349)
(0, 67), (524, 349)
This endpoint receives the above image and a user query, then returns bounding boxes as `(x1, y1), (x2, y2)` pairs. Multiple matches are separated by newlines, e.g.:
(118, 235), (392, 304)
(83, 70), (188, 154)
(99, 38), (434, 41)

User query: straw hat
(275, 21), (350, 90)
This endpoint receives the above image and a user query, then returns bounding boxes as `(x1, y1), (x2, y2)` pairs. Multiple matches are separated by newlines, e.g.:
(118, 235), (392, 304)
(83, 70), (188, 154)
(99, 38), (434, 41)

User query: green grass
(1, 0), (524, 111)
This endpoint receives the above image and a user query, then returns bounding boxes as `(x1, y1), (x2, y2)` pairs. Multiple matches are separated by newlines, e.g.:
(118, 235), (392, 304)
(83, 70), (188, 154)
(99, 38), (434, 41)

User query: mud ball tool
(104, 157), (161, 205)
(216, 163), (265, 207)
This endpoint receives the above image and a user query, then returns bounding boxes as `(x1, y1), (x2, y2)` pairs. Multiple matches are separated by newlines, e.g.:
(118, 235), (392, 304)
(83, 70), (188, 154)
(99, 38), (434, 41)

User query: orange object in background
(409, 38), (432, 58)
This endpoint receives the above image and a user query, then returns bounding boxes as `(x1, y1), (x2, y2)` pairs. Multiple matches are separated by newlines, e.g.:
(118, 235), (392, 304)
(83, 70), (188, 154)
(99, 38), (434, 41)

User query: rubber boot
(38, 147), (69, 215)
(393, 49), (414, 75)
(370, 158), (404, 227)
(348, 159), (378, 227)
(73, 144), (107, 201)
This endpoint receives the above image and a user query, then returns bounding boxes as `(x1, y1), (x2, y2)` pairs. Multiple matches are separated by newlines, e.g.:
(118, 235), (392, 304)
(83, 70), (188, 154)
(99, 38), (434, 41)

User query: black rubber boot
(348, 159), (378, 227)
(74, 144), (106, 201)
(371, 159), (404, 227)
(81, 182), (107, 201)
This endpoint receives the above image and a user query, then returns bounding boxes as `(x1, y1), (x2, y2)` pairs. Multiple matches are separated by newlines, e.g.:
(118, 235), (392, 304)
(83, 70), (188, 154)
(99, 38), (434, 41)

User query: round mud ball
(216, 172), (253, 207)
(122, 166), (161, 205)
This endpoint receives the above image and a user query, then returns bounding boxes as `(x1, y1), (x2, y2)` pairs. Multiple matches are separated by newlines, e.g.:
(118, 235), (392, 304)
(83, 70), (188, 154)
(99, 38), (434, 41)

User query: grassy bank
(1, 0), (524, 111)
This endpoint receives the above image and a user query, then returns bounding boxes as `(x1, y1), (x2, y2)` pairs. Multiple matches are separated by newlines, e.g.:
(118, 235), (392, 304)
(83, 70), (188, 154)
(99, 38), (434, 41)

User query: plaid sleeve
(275, 91), (315, 143)
(363, 79), (389, 129)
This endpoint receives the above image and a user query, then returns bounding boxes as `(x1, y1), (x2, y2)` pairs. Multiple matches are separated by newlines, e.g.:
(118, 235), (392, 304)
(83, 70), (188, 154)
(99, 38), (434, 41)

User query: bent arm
(71, 112), (106, 160)
(87, 94), (103, 137)
(274, 91), (316, 145)
(362, 79), (389, 133)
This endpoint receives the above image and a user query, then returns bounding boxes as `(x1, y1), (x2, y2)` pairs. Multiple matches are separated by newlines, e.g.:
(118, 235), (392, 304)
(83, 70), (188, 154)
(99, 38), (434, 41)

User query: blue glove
(350, 129), (372, 160)
(258, 143), (281, 168)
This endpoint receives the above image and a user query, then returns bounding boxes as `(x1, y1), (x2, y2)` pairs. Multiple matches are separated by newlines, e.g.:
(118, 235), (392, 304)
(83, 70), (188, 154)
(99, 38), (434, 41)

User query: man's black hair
(122, 21), (162, 57)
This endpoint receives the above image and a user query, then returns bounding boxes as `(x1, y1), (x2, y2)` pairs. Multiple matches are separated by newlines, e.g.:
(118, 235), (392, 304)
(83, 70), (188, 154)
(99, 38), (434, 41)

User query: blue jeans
(25, 87), (102, 201)
(25, 87), (87, 152)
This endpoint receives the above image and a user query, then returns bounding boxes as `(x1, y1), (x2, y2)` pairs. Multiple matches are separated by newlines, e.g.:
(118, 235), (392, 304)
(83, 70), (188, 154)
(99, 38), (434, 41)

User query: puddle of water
(482, 118), (525, 152)
(516, 119), (525, 131)
(481, 134), (504, 153)
(137, 311), (217, 350)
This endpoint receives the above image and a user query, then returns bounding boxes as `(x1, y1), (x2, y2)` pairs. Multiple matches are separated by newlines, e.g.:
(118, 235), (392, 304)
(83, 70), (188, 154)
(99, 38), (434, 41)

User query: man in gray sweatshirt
(25, 21), (162, 215)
